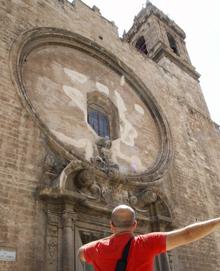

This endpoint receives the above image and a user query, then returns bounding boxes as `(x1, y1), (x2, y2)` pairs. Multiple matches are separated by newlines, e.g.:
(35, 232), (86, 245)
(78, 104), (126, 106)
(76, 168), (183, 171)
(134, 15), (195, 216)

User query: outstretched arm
(166, 217), (220, 250)
(78, 246), (86, 262)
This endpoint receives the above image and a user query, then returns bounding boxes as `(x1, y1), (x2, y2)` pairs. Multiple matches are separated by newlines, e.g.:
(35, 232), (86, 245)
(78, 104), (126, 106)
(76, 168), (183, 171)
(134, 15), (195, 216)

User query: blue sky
(69, 0), (220, 125)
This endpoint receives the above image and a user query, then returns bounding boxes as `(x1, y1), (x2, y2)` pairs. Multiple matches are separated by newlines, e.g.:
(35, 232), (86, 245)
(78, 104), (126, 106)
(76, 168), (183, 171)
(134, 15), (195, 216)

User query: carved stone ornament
(129, 189), (158, 213)
(75, 169), (101, 200)
(91, 137), (119, 174)
(40, 157), (127, 204)
(47, 240), (57, 260)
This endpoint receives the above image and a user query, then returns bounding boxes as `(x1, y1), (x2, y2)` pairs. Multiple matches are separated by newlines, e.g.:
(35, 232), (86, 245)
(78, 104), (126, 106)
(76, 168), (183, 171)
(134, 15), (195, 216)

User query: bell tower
(124, 2), (200, 80)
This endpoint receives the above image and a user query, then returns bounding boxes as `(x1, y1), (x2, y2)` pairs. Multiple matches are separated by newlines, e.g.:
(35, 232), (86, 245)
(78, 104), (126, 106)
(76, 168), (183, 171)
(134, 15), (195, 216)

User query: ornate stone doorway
(39, 156), (173, 271)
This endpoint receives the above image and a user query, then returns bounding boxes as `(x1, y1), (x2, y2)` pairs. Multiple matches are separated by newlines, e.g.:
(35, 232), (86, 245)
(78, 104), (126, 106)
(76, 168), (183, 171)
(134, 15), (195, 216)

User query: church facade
(0, 0), (220, 270)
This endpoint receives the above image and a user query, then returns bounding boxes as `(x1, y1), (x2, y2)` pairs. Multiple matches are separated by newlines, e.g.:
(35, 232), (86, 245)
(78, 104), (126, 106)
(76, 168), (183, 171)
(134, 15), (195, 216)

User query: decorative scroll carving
(129, 189), (157, 213)
(43, 149), (67, 187)
(75, 169), (101, 200)
(39, 149), (173, 227)
(91, 137), (119, 173)
(101, 186), (114, 204)
(47, 240), (57, 261)
(50, 157), (126, 203)
(46, 212), (59, 270)
(155, 197), (172, 219)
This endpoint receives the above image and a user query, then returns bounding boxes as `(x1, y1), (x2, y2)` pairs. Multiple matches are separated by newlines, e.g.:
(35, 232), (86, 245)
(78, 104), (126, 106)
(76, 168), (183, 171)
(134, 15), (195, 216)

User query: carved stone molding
(91, 137), (119, 174)
(39, 151), (174, 226)
(129, 189), (158, 213)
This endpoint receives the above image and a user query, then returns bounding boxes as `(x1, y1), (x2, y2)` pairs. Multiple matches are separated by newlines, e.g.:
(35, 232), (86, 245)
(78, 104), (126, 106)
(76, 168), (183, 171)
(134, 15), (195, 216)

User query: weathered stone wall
(0, 0), (219, 270)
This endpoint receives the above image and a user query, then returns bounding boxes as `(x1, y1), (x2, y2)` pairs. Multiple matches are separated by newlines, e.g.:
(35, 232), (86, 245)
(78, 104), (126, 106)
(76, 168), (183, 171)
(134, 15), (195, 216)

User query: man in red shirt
(78, 205), (220, 271)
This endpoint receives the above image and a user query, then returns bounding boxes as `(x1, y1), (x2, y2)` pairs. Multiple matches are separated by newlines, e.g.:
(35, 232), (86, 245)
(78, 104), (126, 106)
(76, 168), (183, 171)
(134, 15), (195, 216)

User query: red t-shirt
(84, 232), (167, 271)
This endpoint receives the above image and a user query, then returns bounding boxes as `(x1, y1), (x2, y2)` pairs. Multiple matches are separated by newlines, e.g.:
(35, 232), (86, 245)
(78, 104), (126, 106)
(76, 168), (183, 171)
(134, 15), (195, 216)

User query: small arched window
(167, 33), (179, 55)
(88, 107), (110, 138)
(87, 91), (120, 140)
(135, 36), (148, 55)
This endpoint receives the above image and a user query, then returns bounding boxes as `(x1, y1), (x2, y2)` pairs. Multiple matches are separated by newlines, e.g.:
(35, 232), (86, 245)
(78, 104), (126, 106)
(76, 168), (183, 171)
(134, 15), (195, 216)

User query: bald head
(111, 205), (136, 228)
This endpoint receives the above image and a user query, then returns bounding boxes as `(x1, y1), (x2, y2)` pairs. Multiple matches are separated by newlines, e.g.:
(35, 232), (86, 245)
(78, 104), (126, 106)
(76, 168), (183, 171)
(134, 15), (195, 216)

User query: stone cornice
(151, 42), (200, 81)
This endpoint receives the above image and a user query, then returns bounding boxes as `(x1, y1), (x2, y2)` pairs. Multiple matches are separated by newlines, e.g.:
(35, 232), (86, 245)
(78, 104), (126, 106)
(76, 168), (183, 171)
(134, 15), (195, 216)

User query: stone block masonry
(0, 0), (220, 270)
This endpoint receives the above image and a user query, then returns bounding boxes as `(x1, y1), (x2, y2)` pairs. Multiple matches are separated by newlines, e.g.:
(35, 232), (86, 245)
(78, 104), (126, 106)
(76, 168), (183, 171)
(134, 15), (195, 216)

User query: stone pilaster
(62, 207), (77, 271)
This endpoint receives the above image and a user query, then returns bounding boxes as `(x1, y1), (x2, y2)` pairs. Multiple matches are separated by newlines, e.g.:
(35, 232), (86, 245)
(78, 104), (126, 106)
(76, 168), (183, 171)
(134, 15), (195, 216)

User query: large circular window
(10, 28), (172, 182)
